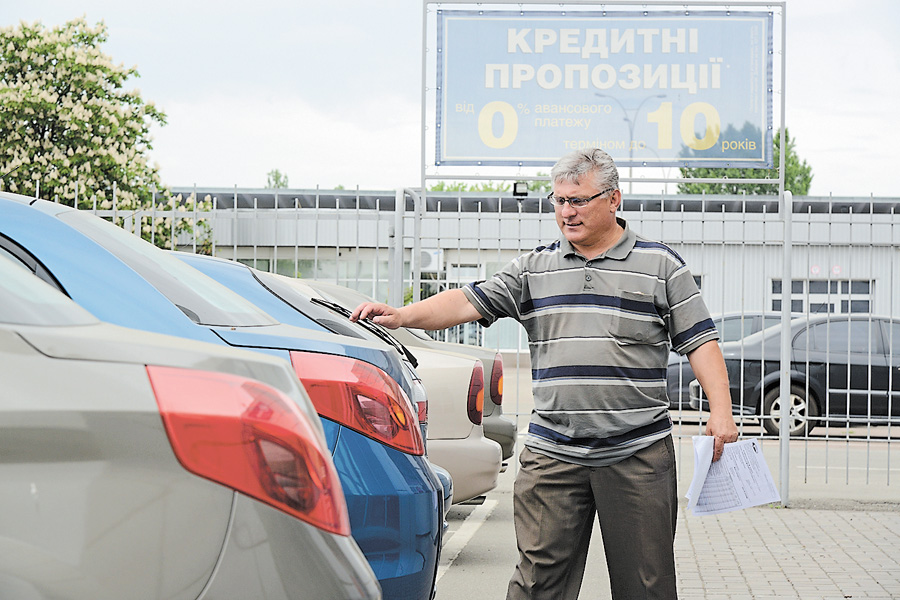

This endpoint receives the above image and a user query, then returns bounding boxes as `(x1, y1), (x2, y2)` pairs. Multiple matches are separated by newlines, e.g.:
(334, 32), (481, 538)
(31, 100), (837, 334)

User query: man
(351, 148), (738, 599)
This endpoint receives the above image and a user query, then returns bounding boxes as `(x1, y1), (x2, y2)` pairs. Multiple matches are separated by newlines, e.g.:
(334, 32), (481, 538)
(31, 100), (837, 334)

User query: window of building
(771, 279), (873, 314)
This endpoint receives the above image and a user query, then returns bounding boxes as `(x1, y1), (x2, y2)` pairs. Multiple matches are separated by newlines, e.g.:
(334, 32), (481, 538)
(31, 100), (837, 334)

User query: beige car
(280, 277), (503, 504)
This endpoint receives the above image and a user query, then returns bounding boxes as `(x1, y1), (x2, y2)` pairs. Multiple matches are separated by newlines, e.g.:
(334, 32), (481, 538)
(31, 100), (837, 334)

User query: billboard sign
(435, 10), (773, 168)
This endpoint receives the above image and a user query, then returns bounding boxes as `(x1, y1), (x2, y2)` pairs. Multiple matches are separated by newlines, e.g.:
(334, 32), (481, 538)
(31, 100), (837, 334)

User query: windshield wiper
(309, 297), (419, 368)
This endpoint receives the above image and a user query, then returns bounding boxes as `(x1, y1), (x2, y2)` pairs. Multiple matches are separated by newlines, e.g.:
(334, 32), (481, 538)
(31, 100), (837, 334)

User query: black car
(667, 312), (783, 410)
(690, 314), (900, 436)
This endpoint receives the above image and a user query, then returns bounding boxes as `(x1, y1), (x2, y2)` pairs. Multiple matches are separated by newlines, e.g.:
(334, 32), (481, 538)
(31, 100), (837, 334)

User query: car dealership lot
(6, 186), (898, 597)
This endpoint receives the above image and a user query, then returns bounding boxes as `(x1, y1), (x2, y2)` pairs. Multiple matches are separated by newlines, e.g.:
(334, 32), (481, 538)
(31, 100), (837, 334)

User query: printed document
(685, 437), (780, 516)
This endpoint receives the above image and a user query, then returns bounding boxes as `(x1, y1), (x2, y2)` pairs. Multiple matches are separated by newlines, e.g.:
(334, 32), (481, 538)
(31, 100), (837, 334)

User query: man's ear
(609, 189), (622, 211)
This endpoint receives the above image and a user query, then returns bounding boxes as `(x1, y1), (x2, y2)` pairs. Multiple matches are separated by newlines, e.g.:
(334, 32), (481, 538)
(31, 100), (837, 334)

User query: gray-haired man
(352, 148), (738, 599)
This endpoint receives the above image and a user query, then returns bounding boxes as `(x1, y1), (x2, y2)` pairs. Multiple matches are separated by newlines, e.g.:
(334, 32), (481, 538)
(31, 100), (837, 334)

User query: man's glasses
(547, 187), (616, 208)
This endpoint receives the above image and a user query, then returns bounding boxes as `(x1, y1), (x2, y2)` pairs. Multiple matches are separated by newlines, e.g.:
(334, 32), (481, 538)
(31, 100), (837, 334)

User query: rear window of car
(0, 255), (98, 326)
(58, 211), (277, 327)
(254, 271), (366, 339)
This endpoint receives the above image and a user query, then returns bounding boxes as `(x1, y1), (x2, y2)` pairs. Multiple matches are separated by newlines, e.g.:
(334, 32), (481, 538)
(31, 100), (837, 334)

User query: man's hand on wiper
(312, 297), (419, 368)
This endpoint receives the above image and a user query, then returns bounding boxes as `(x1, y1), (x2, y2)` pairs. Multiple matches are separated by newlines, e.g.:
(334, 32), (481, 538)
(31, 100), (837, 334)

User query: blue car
(172, 251), (454, 529)
(0, 193), (443, 600)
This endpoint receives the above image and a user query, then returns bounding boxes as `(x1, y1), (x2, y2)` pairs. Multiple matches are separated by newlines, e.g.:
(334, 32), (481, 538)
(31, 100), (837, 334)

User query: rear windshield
(255, 271), (366, 339)
(58, 211), (276, 327)
(0, 255), (98, 326)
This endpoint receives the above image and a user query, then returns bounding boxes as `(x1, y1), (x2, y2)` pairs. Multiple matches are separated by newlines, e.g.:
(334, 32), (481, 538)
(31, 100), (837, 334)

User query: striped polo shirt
(462, 217), (718, 466)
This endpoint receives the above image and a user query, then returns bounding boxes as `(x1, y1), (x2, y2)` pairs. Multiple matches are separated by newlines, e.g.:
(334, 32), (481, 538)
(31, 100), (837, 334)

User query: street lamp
(595, 93), (666, 194)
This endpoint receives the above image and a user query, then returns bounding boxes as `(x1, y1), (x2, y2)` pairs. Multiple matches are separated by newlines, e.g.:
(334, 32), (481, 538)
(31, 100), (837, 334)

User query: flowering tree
(0, 17), (210, 251)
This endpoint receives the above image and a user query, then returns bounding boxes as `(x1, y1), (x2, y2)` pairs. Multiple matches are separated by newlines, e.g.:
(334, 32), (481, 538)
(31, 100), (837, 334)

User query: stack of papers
(685, 437), (781, 516)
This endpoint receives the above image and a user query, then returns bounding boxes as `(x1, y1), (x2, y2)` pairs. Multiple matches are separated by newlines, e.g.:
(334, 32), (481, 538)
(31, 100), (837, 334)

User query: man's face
(552, 176), (621, 254)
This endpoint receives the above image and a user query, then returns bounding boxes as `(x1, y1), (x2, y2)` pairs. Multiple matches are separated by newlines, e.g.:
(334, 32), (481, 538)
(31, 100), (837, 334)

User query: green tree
(528, 172), (551, 193)
(428, 175), (551, 194)
(428, 181), (470, 192)
(677, 128), (813, 195)
(428, 180), (511, 192)
(266, 168), (289, 189)
(0, 17), (210, 251)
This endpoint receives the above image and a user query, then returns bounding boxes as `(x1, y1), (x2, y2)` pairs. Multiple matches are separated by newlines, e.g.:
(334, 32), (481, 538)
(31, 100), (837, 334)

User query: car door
(800, 318), (886, 421)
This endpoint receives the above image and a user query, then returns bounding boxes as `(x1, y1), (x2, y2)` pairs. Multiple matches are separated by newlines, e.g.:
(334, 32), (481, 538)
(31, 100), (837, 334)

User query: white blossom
(0, 18), (212, 252)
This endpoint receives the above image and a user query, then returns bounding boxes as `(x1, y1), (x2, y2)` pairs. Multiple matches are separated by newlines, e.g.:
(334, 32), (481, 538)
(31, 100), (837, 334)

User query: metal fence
(91, 186), (898, 497)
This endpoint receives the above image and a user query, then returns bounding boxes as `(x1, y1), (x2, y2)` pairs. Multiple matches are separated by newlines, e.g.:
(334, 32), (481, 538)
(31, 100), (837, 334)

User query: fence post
(389, 189), (406, 307)
(779, 190), (793, 507)
(410, 188), (423, 302)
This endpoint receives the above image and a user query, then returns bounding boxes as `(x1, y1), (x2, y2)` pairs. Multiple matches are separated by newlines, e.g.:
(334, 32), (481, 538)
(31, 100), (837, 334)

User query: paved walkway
(676, 502), (900, 600)
(672, 434), (900, 599)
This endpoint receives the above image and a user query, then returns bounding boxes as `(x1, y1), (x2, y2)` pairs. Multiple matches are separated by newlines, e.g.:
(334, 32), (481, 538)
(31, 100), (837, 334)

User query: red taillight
(290, 352), (425, 456)
(409, 377), (428, 425)
(489, 352), (504, 406)
(417, 401), (427, 424)
(467, 362), (485, 425)
(146, 365), (350, 536)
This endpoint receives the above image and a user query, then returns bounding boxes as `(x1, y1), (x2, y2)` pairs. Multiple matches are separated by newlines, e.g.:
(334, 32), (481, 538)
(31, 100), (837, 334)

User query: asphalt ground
(434, 367), (900, 600)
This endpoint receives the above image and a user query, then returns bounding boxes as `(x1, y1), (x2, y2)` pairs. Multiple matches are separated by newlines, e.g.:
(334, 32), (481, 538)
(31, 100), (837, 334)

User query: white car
(282, 278), (503, 504)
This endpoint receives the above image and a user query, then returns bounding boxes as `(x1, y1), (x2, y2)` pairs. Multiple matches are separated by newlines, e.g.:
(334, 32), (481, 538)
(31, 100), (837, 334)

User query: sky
(2, 0), (898, 197)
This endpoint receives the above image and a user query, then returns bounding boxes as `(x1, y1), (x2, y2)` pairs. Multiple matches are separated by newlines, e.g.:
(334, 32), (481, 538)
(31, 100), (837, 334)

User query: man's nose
(559, 201), (577, 216)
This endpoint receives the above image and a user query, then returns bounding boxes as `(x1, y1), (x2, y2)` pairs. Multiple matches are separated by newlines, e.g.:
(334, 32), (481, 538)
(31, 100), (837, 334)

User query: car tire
(761, 384), (818, 437)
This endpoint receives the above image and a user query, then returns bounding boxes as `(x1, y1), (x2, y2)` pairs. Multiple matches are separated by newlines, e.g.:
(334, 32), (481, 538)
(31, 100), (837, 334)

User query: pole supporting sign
(435, 9), (773, 168)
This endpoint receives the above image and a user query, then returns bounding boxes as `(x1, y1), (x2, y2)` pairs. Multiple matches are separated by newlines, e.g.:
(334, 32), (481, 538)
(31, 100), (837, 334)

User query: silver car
(0, 257), (381, 600)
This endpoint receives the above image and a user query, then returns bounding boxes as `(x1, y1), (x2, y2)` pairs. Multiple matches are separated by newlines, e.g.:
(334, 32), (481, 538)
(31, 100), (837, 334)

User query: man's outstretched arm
(350, 288), (482, 331)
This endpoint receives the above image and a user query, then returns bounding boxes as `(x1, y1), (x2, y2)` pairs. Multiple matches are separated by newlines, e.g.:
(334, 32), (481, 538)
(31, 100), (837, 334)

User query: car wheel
(761, 384), (818, 437)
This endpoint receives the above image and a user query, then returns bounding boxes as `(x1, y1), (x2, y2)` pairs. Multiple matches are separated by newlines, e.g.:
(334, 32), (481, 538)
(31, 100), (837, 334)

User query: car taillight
(411, 378), (428, 425)
(417, 400), (428, 424)
(467, 361), (485, 425)
(489, 352), (504, 406)
(290, 351), (425, 456)
(146, 365), (350, 536)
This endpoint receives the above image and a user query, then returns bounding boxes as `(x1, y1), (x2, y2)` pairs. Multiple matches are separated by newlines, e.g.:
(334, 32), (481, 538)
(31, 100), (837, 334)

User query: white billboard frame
(419, 0), (786, 193)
